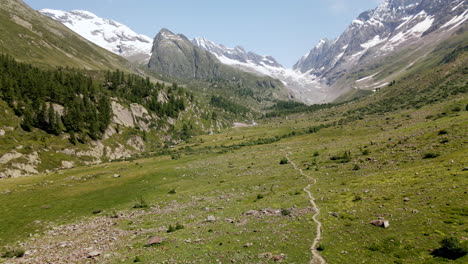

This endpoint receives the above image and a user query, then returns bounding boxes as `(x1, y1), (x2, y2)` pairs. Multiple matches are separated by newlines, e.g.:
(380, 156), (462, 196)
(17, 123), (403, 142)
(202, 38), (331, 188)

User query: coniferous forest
(0, 55), (190, 142)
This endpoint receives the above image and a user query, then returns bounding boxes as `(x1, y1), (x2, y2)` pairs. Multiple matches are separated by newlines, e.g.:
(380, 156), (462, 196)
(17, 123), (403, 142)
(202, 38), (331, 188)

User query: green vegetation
(210, 95), (249, 115)
(1, 248), (24, 258)
(432, 237), (468, 260)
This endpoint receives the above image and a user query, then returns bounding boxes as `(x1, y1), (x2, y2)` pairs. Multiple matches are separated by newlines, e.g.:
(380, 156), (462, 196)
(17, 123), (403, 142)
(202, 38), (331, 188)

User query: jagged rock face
(39, 9), (153, 63)
(148, 29), (222, 80)
(192, 37), (330, 104)
(192, 37), (283, 68)
(293, 0), (467, 82)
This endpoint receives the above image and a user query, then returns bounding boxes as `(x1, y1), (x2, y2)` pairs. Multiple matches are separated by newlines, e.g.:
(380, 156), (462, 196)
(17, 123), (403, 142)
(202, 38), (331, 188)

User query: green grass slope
(0, 0), (130, 70)
(0, 42), (466, 263)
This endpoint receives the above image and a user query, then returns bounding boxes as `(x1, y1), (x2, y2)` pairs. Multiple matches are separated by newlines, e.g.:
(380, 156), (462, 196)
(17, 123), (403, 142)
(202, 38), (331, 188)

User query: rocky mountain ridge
(294, 0), (467, 98)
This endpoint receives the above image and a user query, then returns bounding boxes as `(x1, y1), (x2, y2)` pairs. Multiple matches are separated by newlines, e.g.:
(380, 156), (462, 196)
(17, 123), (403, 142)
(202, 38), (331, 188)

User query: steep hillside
(294, 0), (467, 101)
(0, 0), (131, 70)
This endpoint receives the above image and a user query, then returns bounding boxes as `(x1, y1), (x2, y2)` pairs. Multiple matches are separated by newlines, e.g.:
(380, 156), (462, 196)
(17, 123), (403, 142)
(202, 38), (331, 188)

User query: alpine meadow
(0, 0), (467, 263)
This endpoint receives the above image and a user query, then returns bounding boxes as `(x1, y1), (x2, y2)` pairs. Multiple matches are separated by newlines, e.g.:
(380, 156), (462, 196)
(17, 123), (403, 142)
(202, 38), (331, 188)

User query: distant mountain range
(40, 0), (468, 104)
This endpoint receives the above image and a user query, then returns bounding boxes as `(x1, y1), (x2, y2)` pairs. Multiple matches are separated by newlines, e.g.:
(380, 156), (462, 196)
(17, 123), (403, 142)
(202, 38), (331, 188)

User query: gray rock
(206, 215), (216, 222)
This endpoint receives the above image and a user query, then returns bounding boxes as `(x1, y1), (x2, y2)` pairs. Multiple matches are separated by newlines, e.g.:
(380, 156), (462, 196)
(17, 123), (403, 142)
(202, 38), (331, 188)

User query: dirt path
(287, 153), (326, 264)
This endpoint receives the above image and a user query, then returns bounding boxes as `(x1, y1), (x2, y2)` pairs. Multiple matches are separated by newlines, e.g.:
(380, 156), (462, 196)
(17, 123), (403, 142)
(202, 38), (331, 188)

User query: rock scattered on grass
(146, 236), (163, 246)
(87, 250), (101, 258)
(370, 219), (390, 228)
(206, 215), (216, 222)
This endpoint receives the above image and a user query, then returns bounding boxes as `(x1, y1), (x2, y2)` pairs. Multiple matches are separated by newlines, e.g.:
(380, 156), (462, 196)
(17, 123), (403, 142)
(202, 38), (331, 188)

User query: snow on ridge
(356, 72), (380, 82)
(441, 9), (468, 30)
(361, 35), (385, 49)
(39, 9), (152, 59)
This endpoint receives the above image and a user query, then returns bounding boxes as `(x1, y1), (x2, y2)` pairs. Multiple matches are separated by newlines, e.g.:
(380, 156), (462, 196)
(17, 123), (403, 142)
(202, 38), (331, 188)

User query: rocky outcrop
(148, 28), (222, 80)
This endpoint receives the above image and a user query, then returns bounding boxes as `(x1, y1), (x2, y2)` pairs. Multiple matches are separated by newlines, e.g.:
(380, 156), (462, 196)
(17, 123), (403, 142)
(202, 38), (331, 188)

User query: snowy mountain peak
(192, 37), (330, 104)
(39, 9), (153, 63)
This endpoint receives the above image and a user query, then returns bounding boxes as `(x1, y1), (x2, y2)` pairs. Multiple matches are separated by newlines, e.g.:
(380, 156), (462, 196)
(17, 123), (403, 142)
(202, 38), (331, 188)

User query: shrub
(257, 194), (264, 200)
(452, 106), (461, 112)
(330, 151), (352, 163)
(133, 256), (142, 262)
(171, 153), (181, 160)
(281, 208), (291, 216)
(361, 149), (370, 155)
(92, 209), (102, 215)
(175, 223), (184, 230)
(313, 151), (320, 157)
(167, 225), (176, 233)
(279, 158), (289, 164)
(317, 244), (325, 251)
(1, 248), (25, 258)
(423, 153), (440, 159)
(432, 237), (468, 260)
(168, 189), (177, 194)
(352, 195), (362, 202)
(352, 164), (361, 171)
(133, 196), (149, 209)
(438, 130), (448, 135)
(167, 223), (184, 233)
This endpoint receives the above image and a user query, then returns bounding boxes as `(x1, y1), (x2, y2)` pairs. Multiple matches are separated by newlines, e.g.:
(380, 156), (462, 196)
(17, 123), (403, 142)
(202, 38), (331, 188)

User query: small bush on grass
(352, 164), (361, 171)
(133, 196), (149, 209)
(281, 208), (291, 216)
(1, 248), (25, 258)
(423, 153), (440, 159)
(432, 237), (468, 260)
(257, 194), (264, 200)
(167, 223), (184, 233)
(330, 151), (352, 163)
(279, 157), (289, 164)
(168, 188), (177, 194)
(438, 130), (448, 135)
(317, 244), (325, 251)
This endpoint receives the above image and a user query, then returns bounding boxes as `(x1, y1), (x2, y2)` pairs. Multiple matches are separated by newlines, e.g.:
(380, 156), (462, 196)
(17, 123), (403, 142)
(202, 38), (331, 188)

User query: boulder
(146, 236), (163, 246)
(206, 215), (216, 222)
(370, 219), (390, 228)
(88, 250), (101, 258)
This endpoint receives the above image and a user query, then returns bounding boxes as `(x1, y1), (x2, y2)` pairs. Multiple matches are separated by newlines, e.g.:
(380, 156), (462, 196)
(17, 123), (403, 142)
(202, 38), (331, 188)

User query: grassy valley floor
(0, 96), (467, 263)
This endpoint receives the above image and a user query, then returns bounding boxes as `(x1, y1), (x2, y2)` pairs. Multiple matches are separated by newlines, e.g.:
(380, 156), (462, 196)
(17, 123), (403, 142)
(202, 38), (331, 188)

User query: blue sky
(25, 0), (383, 67)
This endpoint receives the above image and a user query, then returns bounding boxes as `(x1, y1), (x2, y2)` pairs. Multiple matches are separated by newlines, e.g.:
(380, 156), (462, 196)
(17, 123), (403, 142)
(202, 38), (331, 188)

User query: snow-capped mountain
(294, 0), (467, 96)
(39, 9), (153, 63)
(192, 38), (331, 104)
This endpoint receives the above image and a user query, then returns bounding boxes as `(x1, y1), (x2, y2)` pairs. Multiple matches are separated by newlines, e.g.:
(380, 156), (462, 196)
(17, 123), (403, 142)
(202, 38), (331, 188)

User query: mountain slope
(294, 0), (467, 101)
(148, 29), (288, 106)
(39, 9), (153, 63)
(192, 38), (330, 104)
(0, 0), (130, 70)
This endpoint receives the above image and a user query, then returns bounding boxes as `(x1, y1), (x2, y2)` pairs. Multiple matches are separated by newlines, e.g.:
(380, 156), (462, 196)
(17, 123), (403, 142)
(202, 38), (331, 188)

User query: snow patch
(361, 35), (385, 49)
(441, 9), (468, 30)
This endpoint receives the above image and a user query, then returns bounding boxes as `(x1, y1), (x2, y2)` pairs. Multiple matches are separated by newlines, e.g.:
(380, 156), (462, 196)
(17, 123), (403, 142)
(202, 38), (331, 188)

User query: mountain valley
(0, 0), (467, 263)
